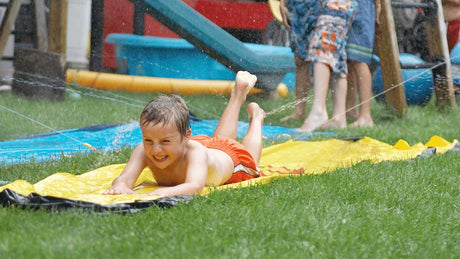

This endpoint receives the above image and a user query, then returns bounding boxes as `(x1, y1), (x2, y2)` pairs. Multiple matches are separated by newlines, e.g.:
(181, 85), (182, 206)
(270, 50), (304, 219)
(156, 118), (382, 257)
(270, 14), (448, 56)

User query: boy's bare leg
(241, 102), (265, 164)
(281, 57), (310, 121)
(346, 62), (359, 120)
(213, 71), (257, 139)
(350, 62), (374, 127)
(321, 76), (347, 129)
(298, 62), (330, 132)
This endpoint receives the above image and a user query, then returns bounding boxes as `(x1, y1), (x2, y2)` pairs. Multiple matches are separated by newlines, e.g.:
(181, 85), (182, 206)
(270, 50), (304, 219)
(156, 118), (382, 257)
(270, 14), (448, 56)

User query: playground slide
(132, 0), (295, 90)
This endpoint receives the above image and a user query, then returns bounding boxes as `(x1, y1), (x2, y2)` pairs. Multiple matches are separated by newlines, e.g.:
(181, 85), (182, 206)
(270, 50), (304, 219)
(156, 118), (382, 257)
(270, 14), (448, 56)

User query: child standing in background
(346, 0), (380, 127)
(280, 0), (356, 132)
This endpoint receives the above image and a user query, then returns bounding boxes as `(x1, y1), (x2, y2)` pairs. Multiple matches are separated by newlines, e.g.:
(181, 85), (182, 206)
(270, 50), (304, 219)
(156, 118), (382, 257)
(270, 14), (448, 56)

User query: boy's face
(141, 121), (191, 170)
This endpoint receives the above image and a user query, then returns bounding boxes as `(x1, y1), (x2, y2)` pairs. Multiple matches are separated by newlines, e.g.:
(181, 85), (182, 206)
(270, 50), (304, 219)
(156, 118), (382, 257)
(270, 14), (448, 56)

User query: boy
(104, 71), (265, 197)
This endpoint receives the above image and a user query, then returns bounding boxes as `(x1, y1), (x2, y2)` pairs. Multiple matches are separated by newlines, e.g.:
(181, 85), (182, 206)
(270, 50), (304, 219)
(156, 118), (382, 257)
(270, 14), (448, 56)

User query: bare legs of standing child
(346, 61), (374, 127)
(213, 71), (265, 163)
(299, 62), (347, 132)
(281, 56), (311, 122)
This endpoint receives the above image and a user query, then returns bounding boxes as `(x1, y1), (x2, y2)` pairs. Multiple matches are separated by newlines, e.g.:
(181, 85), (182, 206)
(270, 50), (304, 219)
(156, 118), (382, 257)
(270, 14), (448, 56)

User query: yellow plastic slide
(0, 136), (457, 210)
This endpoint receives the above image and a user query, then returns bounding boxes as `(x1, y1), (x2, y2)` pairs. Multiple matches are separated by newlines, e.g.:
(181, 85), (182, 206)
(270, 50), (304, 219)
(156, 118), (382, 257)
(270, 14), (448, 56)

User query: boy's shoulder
(187, 138), (209, 152)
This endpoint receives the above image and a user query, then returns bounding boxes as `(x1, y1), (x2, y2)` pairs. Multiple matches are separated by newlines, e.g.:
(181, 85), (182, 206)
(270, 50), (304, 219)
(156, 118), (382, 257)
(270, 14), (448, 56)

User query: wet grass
(0, 85), (459, 258)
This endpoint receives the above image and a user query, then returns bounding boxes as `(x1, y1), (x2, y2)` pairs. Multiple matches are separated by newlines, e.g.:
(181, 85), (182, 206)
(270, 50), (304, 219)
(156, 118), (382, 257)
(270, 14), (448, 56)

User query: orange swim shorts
(191, 135), (259, 184)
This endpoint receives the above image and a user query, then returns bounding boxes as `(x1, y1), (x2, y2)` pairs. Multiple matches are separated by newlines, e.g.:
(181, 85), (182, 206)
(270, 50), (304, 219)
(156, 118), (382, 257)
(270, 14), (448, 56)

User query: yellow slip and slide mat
(0, 136), (458, 212)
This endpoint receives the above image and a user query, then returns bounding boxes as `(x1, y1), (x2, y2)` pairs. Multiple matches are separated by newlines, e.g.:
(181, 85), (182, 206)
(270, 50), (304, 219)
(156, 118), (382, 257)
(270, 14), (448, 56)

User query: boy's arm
(104, 143), (147, 194)
(146, 143), (208, 197)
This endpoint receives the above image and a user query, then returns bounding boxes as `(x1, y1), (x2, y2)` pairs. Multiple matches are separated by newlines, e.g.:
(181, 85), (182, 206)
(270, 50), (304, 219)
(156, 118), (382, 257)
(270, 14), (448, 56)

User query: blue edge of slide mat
(0, 120), (333, 166)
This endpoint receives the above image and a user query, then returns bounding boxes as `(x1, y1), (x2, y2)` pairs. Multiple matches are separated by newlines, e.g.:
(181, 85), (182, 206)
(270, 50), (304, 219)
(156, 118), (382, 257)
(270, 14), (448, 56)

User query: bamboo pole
(48, 0), (68, 54)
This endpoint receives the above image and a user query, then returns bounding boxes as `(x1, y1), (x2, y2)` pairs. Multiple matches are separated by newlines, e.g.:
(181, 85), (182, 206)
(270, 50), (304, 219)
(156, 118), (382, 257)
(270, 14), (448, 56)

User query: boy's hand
(104, 182), (136, 195)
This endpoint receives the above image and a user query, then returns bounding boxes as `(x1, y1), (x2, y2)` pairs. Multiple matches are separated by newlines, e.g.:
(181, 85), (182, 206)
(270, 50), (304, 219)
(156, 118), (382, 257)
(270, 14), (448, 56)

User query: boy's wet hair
(140, 95), (190, 137)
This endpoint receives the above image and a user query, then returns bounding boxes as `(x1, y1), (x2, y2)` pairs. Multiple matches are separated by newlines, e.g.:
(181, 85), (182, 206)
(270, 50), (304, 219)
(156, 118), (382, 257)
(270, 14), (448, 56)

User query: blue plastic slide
(131, 0), (295, 90)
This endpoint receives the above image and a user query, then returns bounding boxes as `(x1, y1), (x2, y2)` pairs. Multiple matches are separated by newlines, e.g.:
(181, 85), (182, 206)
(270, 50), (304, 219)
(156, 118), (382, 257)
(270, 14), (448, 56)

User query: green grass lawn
(0, 84), (459, 258)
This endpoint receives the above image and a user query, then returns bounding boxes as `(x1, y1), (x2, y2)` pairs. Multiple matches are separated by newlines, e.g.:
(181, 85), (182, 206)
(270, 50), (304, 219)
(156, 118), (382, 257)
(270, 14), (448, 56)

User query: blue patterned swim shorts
(288, 0), (355, 77)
